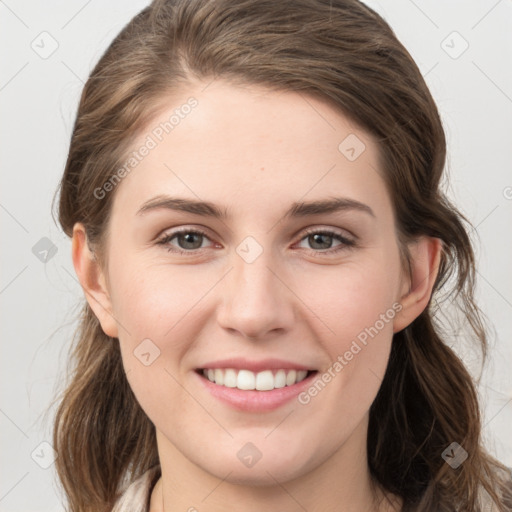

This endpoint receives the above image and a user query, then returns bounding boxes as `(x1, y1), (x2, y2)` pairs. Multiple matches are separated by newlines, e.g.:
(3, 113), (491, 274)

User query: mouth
(194, 358), (320, 411)
(195, 368), (317, 391)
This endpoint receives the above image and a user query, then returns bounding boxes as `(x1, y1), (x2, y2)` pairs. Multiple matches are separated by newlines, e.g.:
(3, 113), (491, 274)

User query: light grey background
(1, 1), (511, 510)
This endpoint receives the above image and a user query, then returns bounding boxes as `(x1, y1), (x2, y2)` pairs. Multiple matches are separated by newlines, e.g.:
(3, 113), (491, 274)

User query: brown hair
(51, 0), (512, 511)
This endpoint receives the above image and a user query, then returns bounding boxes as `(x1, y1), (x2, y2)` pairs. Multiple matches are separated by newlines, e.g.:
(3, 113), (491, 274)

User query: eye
(156, 228), (214, 254)
(296, 228), (356, 254)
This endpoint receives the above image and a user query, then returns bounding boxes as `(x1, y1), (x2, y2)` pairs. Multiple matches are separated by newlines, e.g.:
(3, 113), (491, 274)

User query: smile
(199, 368), (314, 391)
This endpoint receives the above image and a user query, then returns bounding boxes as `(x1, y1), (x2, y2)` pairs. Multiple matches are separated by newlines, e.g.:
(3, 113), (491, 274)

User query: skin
(72, 79), (441, 511)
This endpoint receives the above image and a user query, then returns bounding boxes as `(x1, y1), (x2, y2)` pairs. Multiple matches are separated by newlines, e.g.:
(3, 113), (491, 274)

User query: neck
(149, 418), (402, 512)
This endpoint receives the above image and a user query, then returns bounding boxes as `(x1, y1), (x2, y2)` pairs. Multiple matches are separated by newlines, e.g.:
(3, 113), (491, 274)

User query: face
(94, 79), (410, 485)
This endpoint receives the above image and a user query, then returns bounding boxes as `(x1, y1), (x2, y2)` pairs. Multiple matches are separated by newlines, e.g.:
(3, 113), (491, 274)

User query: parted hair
(51, 0), (512, 511)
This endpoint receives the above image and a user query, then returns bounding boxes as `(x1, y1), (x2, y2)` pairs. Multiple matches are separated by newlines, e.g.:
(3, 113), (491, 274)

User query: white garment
(111, 464), (160, 512)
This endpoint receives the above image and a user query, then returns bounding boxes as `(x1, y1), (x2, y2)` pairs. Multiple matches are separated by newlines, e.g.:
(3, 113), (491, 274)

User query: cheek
(296, 251), (400, 412)
(299, 249), (401, 349)
(107, 256), (222, 363)
(107, 260), (205, 422)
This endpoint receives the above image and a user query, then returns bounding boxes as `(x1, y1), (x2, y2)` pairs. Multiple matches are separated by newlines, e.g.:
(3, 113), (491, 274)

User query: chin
(195, 446), (316, 487)
(211, 462), (307, 487)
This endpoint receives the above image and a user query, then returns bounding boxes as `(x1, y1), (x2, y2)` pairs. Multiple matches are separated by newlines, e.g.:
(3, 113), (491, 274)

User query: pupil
(311, 233), (331, 249)
(181, 233), (201, 249)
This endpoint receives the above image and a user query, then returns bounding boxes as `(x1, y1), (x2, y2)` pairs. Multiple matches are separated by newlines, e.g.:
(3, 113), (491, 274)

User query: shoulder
(111, 464), (161, 512)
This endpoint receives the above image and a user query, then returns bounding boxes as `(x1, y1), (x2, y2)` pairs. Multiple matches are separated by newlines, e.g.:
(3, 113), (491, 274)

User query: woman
(51, 0), (512, 511)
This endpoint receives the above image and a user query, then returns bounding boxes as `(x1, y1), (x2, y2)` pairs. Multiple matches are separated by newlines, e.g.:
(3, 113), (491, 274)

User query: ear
(393, 236), (442, 333)
(71, 223), (119, 338)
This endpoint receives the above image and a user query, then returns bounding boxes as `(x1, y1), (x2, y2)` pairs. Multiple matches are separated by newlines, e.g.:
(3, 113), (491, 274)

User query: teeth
(223, 368), (237, 388)
(274, 369), (286, 388)
(237, 369), (255, 390)
(256, 370), (274, 391)
(286, 369), (297, 386)
(214, 369), (224, 386)
(202, 368), (310, 390)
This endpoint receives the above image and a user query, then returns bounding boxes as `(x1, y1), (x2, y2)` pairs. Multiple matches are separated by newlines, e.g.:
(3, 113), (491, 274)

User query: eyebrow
(136, 195), (376, 220)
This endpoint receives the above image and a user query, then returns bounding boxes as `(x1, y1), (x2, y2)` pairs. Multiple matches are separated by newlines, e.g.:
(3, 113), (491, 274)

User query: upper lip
(198, 358), (315, 373)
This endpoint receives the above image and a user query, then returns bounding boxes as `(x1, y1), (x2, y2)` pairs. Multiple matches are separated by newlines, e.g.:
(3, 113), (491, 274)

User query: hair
(51, 0), (512, 511)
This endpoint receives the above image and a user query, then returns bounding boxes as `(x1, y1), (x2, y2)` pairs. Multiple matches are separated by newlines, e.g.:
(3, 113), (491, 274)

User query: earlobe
(393, 236), (442, 334)
(71, 223), (119, 338)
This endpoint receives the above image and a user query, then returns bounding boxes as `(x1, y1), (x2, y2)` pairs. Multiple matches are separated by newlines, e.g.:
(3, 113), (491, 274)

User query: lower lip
(195, 370), (318, 412)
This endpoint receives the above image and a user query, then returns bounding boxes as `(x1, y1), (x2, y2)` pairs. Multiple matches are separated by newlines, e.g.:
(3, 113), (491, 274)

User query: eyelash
(155, 227), (356, 256)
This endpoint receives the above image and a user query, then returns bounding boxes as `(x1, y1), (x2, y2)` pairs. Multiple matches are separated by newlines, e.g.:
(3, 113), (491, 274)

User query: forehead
(109, 80), (391, 224)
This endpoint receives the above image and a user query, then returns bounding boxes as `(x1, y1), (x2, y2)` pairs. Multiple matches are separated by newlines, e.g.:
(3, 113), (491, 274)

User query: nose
(216, 247), (296, 341)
